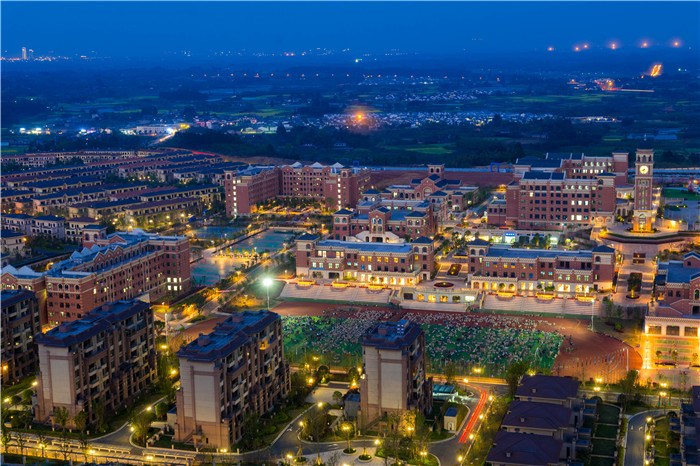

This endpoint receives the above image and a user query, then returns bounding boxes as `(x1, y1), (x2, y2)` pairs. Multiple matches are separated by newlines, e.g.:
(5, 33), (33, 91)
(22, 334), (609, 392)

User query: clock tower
(633, 148), (655, 232)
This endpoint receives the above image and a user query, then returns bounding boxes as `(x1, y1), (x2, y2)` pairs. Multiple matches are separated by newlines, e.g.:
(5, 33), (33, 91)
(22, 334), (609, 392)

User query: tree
(91, 397), (106, 433)
(619, 369), (639, 412)
(73, 410), (88, 433)
(13, 431), (28, 461)
(131, 411), (155, 446)
(54, 407), (70, 433)
(332, 391), (344, 406)
(656, 350), (662, 365)
(155, 402), (169, 420)
(505, 360), (531, 397)
(444, 362), (457, 386)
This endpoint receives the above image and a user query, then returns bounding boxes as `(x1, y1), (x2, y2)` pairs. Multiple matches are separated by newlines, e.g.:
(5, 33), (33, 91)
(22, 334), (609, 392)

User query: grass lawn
(591, 438), (617, 456)
(2, 376), (35, 399)
(655, 439), (668, 456)
(598, 404), (620, 425)
(653, 456), (670, 466)
(589, 456), (616, 466)
(664, 188), (700, 201)
(595, 424), (619, 439)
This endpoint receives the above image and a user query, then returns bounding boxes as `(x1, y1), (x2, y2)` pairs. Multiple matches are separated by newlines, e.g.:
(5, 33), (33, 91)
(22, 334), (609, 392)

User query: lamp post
(458, 455), (464, 466)
(297, 421), (304, 459)
(263, 277), (272, 309)
(342, 424), (351, 452)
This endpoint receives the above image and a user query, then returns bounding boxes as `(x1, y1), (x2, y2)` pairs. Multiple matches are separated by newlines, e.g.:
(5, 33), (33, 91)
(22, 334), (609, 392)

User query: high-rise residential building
(1, 229), (191, 326)
(34, 300), (156, 427)
(174, 310), (290, 449)
(21, 47), (27, 60)
(359, 320), (433, 426)
(1, 290), (40, 385)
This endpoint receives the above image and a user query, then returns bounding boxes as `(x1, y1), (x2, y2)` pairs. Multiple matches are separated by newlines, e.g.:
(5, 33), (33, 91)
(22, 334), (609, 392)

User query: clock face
(639, 165), (649, 174)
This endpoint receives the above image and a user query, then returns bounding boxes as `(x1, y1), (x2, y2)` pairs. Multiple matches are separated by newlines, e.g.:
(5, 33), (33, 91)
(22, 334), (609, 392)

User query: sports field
(282, 314), (563, 378)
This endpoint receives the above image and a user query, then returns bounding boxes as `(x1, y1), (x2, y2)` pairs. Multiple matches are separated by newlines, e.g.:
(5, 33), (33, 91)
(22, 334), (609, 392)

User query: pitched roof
(516, 375), (579, 401)
(486, 431), (563, 466)
(297, 233), (318, 241)
(411, 236), (433, 244)
(334, 209), (354, 216)
(501, 400), (571, 431)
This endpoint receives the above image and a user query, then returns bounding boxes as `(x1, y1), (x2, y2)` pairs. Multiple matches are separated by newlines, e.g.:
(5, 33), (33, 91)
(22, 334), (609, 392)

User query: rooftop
(177, 310), (279, 362)
(486, 431), (563, 466)
(501, 400), (572, 431)
(0, 289), (36, 309)
(363, 319), (423, 349)
(36, 300), (150, 347)
(516, 375), (579, 401)
(317, 239), (412, 254)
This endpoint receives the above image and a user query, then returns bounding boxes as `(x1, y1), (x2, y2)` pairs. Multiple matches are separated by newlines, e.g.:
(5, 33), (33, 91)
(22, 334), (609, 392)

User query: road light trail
(459, 384), (487, 443)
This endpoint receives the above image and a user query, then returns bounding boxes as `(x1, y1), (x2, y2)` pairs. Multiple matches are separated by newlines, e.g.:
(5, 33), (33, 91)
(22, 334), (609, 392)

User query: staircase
(280, 283), (391, 304)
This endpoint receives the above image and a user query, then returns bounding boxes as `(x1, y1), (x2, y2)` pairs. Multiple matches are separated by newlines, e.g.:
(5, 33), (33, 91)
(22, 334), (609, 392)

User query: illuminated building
(224, 162), (371, 216)
(295, 233), (435, 285)
(465, 239), (615, 294)
(332, 199), (438, 241)
(632, 149), (655, 232)
(21, 47), (27, 60)
(359, 319), (433, 427)
(174, 310), (290, 449)
(1, 290), (40, 385)
(34, 300), (156, 427)
(1, 229), (190, 326)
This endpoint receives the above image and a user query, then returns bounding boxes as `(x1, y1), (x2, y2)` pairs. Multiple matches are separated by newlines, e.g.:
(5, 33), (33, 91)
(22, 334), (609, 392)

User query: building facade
(1, 290), (40, 385)
(34, 300), (156, 427)
(359, 320), (433, 426)
(332, 199), (437, 242)
(633, 149), (655, 232)
(1, 229), (190, 326)
(174, 310), (290, 449)
(295, 234), (435, 285)
(464, 240), (615, 294)
(224, 162), (371, 216)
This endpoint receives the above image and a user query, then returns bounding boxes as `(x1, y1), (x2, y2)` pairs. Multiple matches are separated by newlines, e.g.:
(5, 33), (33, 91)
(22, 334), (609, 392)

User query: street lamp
(263, 277), (273, 309)
(297, 421), (305, 459)
(342, 424), (351, 452)
(458, 455), (464, 466)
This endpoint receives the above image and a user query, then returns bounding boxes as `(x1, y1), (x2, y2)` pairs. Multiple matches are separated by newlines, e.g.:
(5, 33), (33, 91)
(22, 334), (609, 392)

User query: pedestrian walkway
(280, 282), (391, 304)
(482, 294), (600, 316)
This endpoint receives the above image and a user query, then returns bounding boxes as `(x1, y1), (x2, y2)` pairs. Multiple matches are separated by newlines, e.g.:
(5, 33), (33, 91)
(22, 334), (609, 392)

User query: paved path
(624, 410), (664, 466)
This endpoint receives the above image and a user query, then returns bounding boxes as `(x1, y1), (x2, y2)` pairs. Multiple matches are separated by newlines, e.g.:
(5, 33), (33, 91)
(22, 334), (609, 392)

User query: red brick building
(1, 229), (190, 326)
(488, 171), (617, 230)
(224, 162), (371, 216)
(296, 233), (435, 285)
(332, 199), (437, 242)
(465, 239), (615, 294)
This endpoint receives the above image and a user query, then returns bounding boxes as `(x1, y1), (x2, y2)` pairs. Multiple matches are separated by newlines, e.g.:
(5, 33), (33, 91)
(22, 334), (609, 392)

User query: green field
(282, 316), (562, 377)
(664, 188), (700, 201)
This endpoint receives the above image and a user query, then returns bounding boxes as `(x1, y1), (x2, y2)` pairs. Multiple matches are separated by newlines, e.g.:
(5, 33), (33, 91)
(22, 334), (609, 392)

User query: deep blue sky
(2, 2), (698, 58)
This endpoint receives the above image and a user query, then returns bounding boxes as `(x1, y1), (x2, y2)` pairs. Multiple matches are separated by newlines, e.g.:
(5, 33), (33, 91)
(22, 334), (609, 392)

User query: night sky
(2, 1), (698, 58)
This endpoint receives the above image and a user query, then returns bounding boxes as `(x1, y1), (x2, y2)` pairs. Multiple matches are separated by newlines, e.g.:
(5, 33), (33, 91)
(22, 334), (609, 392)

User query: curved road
(624, 410), (663, 466)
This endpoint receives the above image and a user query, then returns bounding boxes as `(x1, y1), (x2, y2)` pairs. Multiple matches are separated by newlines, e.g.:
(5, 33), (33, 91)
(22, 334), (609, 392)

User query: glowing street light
(263, 277), (273, 309)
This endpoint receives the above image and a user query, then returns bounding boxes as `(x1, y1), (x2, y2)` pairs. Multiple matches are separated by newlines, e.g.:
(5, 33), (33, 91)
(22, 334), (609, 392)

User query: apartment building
(295, 233), (435, 285)
(513, 152), (628, 185)
(359, 319), (433, 426)
(486, 375), (584, 465)
(225, 166), (280, 216)
(1, 290), (40, 385)
(1, 230), (28, 257)
(224, 162), (371, 216)
(34, 300), (156, 427)
(279, 162), (371, 209)
(3, 214), (67, 239)
(174, 310), (290, 449)
(464, 239), (615, 294)
(1, 229), (190, 326)
(123, 197), (200, 226)
(65, 217), (99, 242)
(332, 199), (437, 242)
